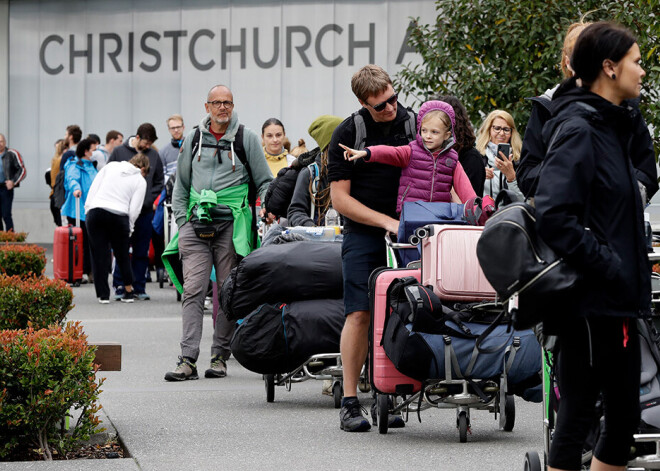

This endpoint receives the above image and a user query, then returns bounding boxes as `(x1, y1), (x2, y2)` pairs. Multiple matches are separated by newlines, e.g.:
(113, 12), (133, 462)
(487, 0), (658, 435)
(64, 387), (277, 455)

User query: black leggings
(86, 208), (133, 300)
(548, 316), (640, 470)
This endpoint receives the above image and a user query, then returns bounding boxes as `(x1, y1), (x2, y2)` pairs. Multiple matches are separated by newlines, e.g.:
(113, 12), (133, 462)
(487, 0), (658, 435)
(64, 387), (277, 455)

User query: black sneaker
(164, 356), (199, 381)
(339, 399), (371, 432)
(121, 291), (137, 303)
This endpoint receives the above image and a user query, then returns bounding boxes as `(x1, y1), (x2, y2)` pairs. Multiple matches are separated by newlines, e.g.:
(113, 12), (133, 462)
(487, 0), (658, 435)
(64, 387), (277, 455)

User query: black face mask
(172, 138), (182, 149)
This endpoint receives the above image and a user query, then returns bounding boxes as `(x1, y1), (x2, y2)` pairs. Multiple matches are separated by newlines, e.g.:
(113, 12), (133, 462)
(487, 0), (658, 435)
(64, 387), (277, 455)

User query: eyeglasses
(368, 93), (398, 112)
(168, 125), (183, 131)
(207, 100), (234, 109)
(492, 125), (512, 135)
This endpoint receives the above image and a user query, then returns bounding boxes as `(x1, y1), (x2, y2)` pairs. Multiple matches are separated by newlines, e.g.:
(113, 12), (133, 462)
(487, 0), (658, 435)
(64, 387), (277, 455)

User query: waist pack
(476, 201), (580, 329)
(381, 277), (476, 381)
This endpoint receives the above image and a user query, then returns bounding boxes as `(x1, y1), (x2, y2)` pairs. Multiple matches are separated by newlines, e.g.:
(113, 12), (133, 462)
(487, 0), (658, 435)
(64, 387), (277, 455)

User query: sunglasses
(368, 93), (398, 112)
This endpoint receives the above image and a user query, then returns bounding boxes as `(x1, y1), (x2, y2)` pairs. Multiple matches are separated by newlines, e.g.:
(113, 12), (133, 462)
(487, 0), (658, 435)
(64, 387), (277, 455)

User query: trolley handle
(384, 232), (416, 250)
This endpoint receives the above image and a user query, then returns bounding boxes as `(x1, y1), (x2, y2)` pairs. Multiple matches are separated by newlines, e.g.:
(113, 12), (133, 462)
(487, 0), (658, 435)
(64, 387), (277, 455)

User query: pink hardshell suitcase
(420, 225), (496, 301)
(369, 267), (423, 395)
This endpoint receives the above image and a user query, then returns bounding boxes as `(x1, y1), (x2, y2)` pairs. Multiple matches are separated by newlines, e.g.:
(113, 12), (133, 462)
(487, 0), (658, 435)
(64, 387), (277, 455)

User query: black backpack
(189, 124), (259, 248)
(52, 158), (82, 209)
(262, 147), (320, 219)
(381, 277), (475, 381)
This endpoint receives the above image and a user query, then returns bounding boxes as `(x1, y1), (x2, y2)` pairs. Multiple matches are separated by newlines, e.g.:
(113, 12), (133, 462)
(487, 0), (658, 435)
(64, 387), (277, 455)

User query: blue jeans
(113, 210), (153, 294)
(0, 185), (14, 231)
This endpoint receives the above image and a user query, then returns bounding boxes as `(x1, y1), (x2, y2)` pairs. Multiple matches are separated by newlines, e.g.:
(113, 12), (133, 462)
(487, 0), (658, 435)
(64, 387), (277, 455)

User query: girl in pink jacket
(340, 100), (476, 213)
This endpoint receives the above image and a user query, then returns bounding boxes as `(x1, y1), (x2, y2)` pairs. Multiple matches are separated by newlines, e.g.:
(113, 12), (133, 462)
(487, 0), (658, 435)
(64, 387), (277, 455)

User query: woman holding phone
(475, 110), (523, 200)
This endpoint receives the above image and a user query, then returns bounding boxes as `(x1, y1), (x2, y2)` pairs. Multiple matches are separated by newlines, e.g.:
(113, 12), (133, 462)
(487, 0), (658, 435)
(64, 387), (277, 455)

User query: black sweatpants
(548, 316), (640, 470)
(86, 208), (133, 300)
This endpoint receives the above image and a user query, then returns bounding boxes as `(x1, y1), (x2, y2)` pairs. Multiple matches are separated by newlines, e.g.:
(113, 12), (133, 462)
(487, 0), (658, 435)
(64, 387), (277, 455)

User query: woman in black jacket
(517, 20), (657, 203)
(535, 22), (651, 471)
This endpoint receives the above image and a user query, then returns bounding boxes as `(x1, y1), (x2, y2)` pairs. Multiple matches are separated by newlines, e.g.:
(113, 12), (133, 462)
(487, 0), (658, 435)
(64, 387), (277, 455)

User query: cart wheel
(523, 451), (542, 471)
(377, 394), (389, 434)
(264, 374), (275, 403)
(500, 393), (515, 431)
(458, 412), (468, 443)
(332, 382), (342, 409)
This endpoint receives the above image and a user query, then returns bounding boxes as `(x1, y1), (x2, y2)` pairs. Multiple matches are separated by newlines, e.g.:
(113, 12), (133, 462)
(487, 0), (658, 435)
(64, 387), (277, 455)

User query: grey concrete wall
(0, 0), (8, 135)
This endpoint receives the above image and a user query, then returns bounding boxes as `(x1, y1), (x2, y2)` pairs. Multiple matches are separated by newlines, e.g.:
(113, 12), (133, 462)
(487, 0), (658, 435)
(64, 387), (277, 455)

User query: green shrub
(0, 231), (28, 243)
(0, 322), (105, 460)
(0, 244), (46, 277)
(0, 275), (73, 330)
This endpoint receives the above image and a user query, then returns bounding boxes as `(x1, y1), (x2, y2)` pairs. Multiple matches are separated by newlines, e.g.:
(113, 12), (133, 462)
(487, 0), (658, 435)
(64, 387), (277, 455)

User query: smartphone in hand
(496, 143), (511, 160)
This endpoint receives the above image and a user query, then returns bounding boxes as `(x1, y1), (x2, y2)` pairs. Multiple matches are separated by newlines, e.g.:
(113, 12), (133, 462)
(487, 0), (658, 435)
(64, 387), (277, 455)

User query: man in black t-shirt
(328, 65), (416, 432)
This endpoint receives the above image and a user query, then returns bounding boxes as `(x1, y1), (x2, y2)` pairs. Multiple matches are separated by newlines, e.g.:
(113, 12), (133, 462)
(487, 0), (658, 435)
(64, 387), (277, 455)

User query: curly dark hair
(432, 94), (476, 155)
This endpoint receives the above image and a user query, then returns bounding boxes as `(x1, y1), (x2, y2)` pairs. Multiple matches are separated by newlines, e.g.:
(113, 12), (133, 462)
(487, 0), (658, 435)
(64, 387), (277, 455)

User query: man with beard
(164, 84), (272, 381)
(108, 123), (164, 301)
(160, 114), (185, 180)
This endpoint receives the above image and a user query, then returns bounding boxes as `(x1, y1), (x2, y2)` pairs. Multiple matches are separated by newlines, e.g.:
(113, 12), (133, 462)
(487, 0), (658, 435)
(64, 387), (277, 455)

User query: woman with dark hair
(535, 22), (651, 471)
(61, 138), (98, 283)
(261, 118), (296, 175)
(517, 20), (657, 202)
(434, 95), (485, 196)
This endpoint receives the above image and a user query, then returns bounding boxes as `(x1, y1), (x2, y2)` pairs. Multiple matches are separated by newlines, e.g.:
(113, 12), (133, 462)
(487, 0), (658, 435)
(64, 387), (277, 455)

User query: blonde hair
(561, 20), (593, 78)
(476, 110), (522, 161)
(129, 153), (151, 174)
(422, 110), (451, 130)
(351, 65), (392, 103)
(167, 114), (184, 126)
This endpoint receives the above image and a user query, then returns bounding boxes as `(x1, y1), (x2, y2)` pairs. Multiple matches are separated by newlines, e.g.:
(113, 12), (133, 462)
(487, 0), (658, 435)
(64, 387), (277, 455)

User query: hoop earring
(611, 73), (616, 80)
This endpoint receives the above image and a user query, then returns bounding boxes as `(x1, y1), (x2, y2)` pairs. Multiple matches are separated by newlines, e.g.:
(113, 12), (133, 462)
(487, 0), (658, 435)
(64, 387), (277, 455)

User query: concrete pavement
(1, 245), (545, 470)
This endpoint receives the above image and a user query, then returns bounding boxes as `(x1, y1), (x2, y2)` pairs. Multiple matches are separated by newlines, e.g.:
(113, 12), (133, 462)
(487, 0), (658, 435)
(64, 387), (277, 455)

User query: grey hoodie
(172, 111), (273, 227)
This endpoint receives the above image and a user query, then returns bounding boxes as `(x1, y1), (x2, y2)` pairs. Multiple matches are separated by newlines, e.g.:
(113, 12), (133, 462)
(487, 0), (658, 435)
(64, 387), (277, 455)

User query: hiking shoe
(205, 354), (227, 378)
(164, 356), (199, 381)
(114, 286), (125, 301)
(98, 298), (110, 304)
(136, 292), (151, 301)
(370, 402), (405, 428)
(121, 291), (137, 303)
(339, 399), (371, 432)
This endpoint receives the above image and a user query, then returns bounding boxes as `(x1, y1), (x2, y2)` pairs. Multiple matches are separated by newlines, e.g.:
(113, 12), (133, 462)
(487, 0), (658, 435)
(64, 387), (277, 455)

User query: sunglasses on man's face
(369, 93), (398, 112)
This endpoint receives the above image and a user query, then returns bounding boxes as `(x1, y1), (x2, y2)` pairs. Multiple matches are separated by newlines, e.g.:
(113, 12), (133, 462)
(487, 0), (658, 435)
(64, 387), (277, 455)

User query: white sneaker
(98, 298), (110, 304)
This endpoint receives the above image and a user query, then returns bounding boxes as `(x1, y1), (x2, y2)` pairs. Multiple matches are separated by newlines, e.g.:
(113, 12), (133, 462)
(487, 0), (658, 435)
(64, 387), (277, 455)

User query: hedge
(0, 322), (105, 460)
(0, 275), (73, 330)
(0, 244), (46, 277)
(0, 231), (27, 243)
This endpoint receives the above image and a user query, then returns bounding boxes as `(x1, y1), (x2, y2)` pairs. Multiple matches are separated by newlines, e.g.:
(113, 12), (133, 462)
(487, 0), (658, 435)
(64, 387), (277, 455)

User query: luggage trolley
(522, 251), (660, 471)
(263, 355), (369, 409)
(370, 231), (521, 442)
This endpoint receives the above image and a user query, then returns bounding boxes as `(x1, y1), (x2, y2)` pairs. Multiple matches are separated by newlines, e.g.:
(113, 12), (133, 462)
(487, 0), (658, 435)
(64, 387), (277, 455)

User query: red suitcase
(369, 267), (422, 395)
(420, 224), (496, 301)
(53, 197), (83, 284)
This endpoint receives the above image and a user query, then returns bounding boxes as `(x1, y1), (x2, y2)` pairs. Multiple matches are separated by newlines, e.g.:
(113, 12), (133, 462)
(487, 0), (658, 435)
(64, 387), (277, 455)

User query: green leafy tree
(395, 0), (660, 152)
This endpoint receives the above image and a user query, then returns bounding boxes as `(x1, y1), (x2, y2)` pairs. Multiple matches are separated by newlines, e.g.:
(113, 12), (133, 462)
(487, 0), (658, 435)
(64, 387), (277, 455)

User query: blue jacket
(62, 157), (98, 221)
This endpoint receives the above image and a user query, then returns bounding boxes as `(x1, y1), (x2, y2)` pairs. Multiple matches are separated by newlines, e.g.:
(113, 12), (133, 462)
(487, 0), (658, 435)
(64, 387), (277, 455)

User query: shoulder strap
(404, 108), (416, 142)
(352, 112), (367, 150)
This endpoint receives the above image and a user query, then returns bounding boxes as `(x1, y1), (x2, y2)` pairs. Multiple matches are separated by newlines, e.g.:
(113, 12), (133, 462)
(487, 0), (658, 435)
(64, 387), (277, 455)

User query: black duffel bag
(476, 200), (579, 329)
(221, 240), (343, 321)
(230, 298), (345, 374)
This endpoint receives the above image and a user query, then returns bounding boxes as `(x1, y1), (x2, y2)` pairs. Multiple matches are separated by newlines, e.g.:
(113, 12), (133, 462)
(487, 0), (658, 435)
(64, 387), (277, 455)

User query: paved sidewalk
(1, 245), (544, 471)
